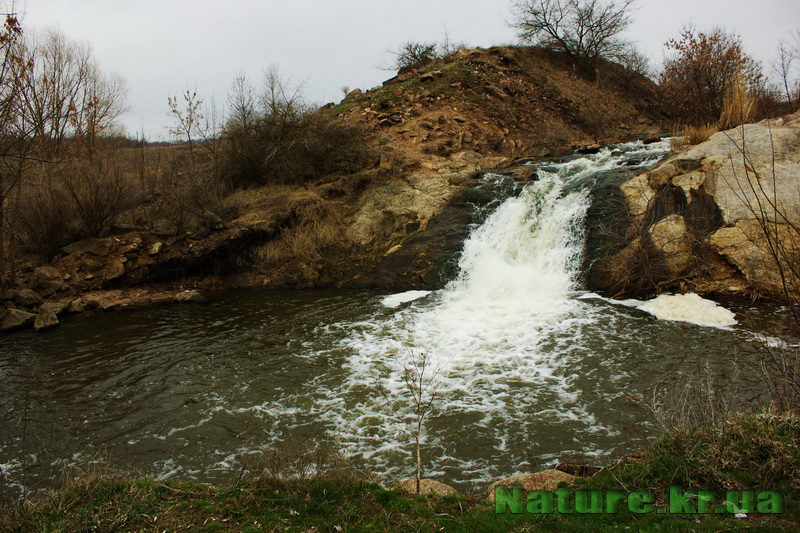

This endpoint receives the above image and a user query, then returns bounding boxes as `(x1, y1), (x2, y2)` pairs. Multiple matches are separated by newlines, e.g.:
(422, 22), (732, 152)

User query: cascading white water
(312, 142), (679, 483)
(444, 176), (588, 305)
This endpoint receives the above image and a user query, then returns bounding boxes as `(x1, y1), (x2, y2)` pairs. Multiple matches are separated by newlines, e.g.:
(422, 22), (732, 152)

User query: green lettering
(697, 491), (715, 513)
(575, 490), (603, 514)
(554, 488), (574, 513)
(605, 490), (626, 513)
(525, 491), (554, 513)
(628, 490), (654, 514)
(495, 486), (524, 514)
(756, 491), (784, 514)
(724, 490), (754, 513)
(670, 486), (696, 513)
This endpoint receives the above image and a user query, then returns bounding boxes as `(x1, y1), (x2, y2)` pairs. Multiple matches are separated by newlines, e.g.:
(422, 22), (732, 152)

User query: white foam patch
(381, 290), (432, 308)
(637, 293), (737, 328)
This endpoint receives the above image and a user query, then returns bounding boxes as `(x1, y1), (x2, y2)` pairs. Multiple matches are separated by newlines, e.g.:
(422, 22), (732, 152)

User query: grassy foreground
(3, 476), (796, 533)
(2, 411), (798, 532)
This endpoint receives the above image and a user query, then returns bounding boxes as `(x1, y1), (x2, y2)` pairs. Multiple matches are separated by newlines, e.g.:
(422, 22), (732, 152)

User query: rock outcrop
(1, 308), (36, 331)
(395, 478), (459, 496)
(486, 470), (576, 500)
(589, 113), (800, 300)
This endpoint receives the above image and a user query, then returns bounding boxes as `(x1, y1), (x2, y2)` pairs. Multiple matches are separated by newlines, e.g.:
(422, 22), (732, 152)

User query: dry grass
(254, 197), (350, 267)
(670, 123), (718, 149)
(719, 76), (757, 130)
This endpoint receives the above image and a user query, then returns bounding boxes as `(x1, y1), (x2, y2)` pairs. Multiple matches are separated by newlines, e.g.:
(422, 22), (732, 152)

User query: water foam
(381, 290), (432, 308)
(637, 293), (737, 328)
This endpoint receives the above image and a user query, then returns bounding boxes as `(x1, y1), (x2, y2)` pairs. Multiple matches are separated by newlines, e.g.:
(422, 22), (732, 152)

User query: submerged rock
(174, 290), (207, 303)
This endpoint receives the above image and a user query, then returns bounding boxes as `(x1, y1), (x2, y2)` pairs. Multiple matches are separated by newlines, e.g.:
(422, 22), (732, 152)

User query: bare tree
(771, 36), (798, 113)
(18, 29), (127, 156)
(0, 8), (32, 283)
(227, 72), (257, 129)
(0, 19), (128, 264)
(510, 0), (637, 62)
(380, 350), (442, 495)
(392, 41), (438, 71)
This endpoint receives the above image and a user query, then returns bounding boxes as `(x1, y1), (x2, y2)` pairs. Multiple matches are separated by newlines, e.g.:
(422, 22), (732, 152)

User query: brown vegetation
(659, 26), (765, 126)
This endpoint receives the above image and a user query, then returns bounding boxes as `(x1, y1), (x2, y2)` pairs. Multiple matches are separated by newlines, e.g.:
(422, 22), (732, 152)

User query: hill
(2, 46), (668, 323)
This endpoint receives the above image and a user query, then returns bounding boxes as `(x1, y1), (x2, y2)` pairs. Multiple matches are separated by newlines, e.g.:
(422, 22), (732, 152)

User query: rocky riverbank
(0, 46), (668, 333)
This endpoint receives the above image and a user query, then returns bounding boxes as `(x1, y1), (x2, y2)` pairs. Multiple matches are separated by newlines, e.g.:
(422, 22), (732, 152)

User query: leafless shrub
(649, 361), (739, 434)
(243, 443), (357, 487)
(62, 155), (136, 239)
(221, 69), (372, 188)
(718, 124), (800, 409)
(393, 41), (438, 71)
(379, 350), (442, 495)
(13, 171), (76, 257)
(510, 0), (637, 63)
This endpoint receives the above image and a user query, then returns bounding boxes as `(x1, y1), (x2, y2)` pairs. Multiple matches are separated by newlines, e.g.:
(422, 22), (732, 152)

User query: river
(0, 140), (787, 497)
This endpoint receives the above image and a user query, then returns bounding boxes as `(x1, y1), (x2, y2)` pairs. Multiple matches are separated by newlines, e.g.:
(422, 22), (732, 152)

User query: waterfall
(443, 174), (589, 306)
(319, 141), (674, 479)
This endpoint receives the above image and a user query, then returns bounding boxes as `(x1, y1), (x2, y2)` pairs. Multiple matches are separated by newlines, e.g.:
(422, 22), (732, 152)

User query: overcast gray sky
(20, 0), (800, 139)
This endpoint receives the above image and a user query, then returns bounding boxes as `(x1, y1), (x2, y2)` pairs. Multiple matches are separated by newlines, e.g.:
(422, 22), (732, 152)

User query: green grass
(3, 411), (799, 531)
(3, 475), (797, 532)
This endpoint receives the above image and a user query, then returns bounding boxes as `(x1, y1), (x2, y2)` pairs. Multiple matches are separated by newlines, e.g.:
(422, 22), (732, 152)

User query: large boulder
(1, 308), (36, 331)
(395, 478), (458, 496)
(600, 112), (800, 300)
(486, 470), (575, 501)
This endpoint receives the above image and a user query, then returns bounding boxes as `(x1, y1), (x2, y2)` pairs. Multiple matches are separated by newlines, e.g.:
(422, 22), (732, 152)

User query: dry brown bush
(660, 26), (762, 126)
(670, 123), (718, 149)
(254, 198), (349, 268)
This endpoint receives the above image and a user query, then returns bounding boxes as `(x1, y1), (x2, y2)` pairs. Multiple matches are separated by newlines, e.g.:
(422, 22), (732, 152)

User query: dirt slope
(328, 46), (665, 161)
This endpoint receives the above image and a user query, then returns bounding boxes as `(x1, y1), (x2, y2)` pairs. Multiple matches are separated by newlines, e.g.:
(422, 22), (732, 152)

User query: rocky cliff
(589, 113), (800, 302)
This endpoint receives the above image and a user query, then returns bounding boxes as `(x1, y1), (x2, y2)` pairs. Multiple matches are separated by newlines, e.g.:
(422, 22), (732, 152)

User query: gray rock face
(1, 308), (36, 331)
(595, 112), (800, 300)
